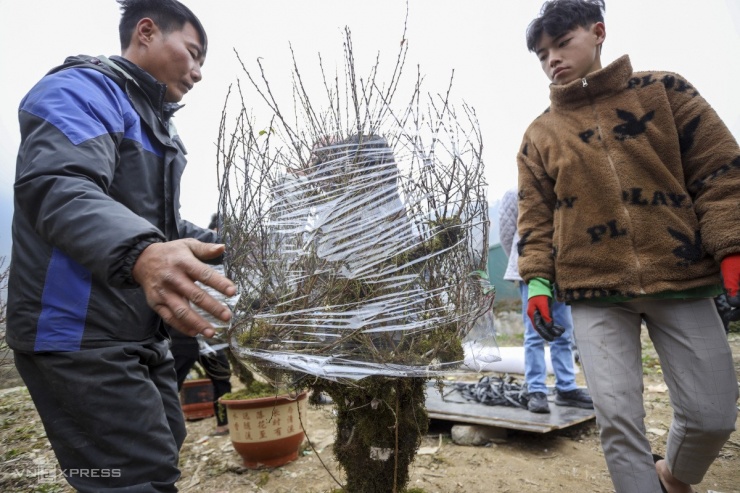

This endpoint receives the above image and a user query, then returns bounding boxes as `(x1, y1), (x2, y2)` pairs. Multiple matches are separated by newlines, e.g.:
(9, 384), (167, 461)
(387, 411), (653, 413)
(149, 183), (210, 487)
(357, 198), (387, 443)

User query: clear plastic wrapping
(216, 34), (497, 384)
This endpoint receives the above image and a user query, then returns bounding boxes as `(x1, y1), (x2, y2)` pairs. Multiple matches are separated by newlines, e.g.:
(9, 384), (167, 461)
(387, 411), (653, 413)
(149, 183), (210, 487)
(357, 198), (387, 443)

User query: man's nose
(192, 64), (203, 83)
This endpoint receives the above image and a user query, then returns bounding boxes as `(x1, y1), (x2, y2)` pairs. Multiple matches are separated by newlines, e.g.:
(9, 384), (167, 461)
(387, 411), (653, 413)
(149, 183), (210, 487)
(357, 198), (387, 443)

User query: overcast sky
(1, 0), (738, 262)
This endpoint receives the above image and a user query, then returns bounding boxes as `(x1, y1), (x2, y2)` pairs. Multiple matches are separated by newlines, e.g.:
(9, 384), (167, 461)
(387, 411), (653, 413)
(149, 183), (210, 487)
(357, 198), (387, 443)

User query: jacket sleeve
(498, 189), (518, 258)
(176, 218), (224, 266)
(178, 218), (218, 243)
(14, 68), (165, 288)
(516, 137), (557, 283)
(667, 74), (740, 261)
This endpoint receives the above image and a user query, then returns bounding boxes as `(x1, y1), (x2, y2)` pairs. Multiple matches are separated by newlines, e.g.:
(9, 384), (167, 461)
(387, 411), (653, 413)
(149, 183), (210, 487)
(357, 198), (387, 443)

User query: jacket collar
(109, 56), (183, 122)
(549, 55), (633, 110)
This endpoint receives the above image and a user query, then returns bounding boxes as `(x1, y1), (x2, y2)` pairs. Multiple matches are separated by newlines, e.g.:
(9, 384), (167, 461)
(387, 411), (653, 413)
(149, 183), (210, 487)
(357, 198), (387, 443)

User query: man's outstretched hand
(132, 239), (237, 337)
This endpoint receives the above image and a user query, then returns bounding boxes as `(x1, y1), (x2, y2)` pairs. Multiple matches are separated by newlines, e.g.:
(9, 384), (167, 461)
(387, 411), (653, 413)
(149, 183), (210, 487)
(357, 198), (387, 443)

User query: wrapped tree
(216, 26), (493, 493)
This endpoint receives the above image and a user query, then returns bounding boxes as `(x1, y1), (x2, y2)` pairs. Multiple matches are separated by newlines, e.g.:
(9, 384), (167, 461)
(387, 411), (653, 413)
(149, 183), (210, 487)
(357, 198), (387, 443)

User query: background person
(6, 1), (235, 491)
(168, 327), (233, 435)
(499, 188), (592, 414)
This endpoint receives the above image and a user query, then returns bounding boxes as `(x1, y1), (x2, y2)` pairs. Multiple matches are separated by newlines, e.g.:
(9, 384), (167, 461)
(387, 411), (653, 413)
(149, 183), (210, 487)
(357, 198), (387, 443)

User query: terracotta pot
(219, 391), (308, 469)
(180, 378), (215, 420)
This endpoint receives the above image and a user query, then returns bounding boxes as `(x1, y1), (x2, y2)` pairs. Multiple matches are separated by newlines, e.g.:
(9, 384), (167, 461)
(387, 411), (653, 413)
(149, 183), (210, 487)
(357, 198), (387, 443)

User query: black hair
(117, 0), (207, 54)
(207, 213), (219, 230)
(526, 0), (605, 52)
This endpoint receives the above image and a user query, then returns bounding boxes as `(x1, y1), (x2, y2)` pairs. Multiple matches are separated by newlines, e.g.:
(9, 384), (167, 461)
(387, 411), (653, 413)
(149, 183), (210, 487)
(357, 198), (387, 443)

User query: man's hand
(721, 254), (740, 306)
(132, 238), (237, 338)
(720, 254), (740, 327)
(526, 294), (565, 342)
(525, 278), (565, 342)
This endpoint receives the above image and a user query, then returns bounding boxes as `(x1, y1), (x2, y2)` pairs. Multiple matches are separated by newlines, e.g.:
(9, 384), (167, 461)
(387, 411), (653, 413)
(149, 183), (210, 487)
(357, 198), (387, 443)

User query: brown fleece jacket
(517, 55), (740, 302)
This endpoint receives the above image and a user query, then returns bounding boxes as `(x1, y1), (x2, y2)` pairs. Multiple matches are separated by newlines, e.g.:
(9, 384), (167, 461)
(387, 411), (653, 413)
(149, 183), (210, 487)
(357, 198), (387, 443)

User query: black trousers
(170, 338), (232, 426)
(14, 339), (185, 492)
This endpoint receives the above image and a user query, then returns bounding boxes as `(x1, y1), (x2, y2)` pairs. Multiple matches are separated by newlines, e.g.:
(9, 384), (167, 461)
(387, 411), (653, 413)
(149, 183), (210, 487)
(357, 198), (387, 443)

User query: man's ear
(592, 21), (606, 47)
(134, 18), (158, 46)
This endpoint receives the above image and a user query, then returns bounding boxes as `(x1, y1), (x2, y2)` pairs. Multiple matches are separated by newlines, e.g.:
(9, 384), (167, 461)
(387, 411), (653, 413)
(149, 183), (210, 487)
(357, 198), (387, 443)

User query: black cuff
(121, 237), (163, 288)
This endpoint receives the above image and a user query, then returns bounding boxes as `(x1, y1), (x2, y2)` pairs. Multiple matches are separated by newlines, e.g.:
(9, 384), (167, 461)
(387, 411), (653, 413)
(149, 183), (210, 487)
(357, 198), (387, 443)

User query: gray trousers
(14, 339), (186, 493)
(571, 298), (738, 493)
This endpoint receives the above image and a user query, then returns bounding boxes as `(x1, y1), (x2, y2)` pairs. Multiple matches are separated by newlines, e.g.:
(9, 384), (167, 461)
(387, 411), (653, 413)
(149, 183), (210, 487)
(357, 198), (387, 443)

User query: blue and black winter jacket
(7, 55), (215, 352)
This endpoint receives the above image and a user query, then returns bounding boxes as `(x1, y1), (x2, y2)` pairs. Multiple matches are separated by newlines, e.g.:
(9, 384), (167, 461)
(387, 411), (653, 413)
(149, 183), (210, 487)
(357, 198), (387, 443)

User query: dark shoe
(527, 392), (550, 413)
(555, 388), (594, 409)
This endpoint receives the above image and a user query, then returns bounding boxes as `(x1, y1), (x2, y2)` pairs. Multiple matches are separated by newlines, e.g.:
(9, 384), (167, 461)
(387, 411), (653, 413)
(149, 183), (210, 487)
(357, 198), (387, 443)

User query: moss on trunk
(312, 377), (428, 493)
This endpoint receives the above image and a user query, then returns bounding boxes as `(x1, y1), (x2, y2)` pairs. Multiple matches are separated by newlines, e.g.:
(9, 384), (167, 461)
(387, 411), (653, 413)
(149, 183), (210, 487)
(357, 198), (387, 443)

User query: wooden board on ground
(425, 380), (595, 433)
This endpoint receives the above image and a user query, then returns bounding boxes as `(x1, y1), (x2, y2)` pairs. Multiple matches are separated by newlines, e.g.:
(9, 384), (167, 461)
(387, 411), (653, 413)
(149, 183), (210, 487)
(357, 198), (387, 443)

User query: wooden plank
(425, 381), (595, 434)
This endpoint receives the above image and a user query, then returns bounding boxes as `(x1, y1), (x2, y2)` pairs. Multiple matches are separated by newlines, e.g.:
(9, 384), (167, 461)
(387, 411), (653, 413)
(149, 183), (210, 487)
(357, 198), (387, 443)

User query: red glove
(721, 254), (740, 306)
(527, 295), (565, 342)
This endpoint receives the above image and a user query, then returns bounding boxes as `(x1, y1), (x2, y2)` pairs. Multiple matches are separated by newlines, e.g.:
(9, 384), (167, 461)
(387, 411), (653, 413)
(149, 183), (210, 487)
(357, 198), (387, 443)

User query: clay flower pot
(219, 391), (308, 469)
(180, 378), (215, 420)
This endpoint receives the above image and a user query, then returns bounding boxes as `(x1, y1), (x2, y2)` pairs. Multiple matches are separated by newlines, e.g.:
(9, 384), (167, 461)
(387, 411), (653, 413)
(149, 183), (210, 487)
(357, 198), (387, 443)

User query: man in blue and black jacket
(7, 1), (235, 491)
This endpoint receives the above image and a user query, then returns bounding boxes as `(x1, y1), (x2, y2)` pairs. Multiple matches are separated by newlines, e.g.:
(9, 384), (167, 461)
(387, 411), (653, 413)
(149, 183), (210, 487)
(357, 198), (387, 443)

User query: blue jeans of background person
(519, 282), (578, 394)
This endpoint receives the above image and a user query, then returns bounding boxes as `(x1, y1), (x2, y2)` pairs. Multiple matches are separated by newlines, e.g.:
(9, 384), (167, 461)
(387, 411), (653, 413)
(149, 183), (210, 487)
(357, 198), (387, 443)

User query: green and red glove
(526, 278), (565, 342)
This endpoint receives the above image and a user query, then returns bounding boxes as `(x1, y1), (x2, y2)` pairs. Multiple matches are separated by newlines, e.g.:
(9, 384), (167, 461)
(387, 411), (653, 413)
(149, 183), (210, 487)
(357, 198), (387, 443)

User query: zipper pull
(582, 78), (588, 88)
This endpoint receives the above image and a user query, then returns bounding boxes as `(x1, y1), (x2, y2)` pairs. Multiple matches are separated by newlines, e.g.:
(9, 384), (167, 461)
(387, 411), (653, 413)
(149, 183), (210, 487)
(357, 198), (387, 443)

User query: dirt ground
(1, 331), (739, 493)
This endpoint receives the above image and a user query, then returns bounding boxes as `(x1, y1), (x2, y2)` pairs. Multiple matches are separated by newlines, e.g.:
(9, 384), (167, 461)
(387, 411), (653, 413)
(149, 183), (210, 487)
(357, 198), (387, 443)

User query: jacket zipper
(583, 78), (647, 295)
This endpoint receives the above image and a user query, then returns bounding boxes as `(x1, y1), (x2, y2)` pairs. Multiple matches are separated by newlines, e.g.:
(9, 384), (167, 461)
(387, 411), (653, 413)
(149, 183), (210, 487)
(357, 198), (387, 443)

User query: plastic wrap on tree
(216, 28), (496, 386)
(191, 264), (241, 332)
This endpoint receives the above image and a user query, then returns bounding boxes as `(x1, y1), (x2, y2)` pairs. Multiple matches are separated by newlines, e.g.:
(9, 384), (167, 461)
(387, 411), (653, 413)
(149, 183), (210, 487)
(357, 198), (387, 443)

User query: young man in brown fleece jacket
(517, 1), (740, 492)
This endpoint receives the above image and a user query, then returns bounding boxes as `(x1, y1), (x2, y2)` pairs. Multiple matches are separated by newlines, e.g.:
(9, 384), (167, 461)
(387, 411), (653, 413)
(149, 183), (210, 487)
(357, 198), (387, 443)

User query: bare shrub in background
(0, 257), (17, 388)
(0, 257), (7, 329)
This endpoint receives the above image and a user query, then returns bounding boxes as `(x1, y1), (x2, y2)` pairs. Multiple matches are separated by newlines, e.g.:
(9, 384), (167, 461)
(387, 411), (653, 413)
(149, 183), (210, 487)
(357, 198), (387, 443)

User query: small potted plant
(191, 267), (308, 469)
(179, 369), (215, 421)
(218, 343), (308, 469)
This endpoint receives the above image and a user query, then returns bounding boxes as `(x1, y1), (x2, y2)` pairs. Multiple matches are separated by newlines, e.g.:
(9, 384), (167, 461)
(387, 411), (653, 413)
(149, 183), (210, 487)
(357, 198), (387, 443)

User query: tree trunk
(316, 377), (428, 493)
